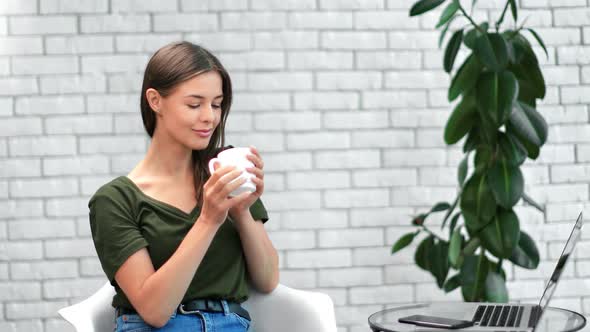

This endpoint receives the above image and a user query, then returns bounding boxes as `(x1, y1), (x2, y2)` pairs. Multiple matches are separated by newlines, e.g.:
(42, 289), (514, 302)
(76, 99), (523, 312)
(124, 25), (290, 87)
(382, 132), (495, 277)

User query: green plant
(391, 0), (549, 302)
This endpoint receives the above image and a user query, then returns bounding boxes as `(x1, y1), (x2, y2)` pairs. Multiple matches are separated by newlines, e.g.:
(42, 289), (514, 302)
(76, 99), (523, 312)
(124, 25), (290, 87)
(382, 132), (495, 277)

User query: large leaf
(463, 127), (480, 153)
(444, 29), (464, 73)
(509, 231), (540, 269)
(476, 71), (519, 127)
(499, 132), (527, 167)
(507, 101), (548, 159)
(489, 260), (508, 281)
(449, 54), (481, 101)
(431, 202), (452, 213)
(511, 62), (545, 103)
(518, 101), (548, 145)
(479, 208), (521, 258)
(487, 158), (524, 209)
(509, 0), (518, 22)
(485, 270), (509, 302)
(464, 22), (489, 49)
(442, 196), (459, 230)
(461, 254), (489, 301)
(431, 240), (451, 288)
(444, 93), (477, 144)
(461, 173), (497, 234)
(391, 231), (418, 254)
(474, 33), (509, 71)
(415, 235), (435, 271)
(474, 145), (492, 174)
(448, 212), (461, 238)
(507, 103), (541, 146)
(458, 153), (469, 186)
(410, 0), (446, 16)
(449, 227), (464, 268)
(526, 28), (548, 59)
(444, 273), (461, 293)
(436, 1), (460, 28)
(508, 33), (546, 100)
(439, 14), (460, 48)
(505, 31), (530, 64)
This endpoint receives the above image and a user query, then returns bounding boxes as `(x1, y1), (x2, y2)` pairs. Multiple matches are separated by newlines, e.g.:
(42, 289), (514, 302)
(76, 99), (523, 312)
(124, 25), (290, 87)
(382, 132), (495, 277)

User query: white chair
(58, 282), (337, 332)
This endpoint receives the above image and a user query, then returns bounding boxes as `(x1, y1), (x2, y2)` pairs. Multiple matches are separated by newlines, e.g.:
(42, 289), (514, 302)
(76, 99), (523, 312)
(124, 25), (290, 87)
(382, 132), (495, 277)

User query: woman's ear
(145, 88), (162, 114)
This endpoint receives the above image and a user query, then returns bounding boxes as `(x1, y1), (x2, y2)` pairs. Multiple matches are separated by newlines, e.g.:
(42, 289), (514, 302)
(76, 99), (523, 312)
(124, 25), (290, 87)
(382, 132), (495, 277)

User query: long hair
(139, 41), (232, 204)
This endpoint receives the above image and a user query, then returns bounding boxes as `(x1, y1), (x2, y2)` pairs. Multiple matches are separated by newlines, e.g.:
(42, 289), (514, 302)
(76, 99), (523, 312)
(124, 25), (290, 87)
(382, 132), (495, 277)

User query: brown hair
(139, 41), (232, 204)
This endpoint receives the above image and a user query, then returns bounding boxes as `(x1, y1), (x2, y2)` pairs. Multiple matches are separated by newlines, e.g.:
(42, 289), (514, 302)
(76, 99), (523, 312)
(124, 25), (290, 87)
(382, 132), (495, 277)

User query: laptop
(423, 211), (583, 331)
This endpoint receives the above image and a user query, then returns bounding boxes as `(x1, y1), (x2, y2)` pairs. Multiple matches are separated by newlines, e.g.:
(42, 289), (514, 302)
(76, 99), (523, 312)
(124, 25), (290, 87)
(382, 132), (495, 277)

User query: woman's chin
(188, 139), (212, 151)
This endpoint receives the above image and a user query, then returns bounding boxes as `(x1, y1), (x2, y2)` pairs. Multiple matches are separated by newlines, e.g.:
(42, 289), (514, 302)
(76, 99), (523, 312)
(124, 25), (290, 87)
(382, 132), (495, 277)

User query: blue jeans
(115, 300), (251, 332)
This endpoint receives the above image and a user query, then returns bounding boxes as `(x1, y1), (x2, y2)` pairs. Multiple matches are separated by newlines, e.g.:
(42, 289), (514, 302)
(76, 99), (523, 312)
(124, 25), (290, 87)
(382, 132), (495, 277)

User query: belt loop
(220, 299), (230, 316)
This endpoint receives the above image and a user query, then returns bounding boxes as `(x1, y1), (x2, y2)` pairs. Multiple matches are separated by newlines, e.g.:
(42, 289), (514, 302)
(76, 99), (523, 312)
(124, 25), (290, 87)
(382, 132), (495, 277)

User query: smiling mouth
(193, 129), (212, 137)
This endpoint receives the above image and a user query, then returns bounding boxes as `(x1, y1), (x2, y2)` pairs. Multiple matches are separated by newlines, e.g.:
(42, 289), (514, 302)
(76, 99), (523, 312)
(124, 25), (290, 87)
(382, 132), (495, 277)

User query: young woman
(89, 41), (279, 332)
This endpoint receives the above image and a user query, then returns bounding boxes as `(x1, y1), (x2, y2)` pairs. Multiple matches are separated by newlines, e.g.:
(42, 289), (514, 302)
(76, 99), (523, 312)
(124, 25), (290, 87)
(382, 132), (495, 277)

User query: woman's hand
(200, 165), (250, 226)
(229, 146), (265, 221)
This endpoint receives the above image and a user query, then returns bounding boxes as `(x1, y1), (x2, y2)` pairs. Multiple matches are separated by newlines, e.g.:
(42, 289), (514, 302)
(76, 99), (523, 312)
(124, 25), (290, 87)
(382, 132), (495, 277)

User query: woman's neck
(134, 134), (194, 181)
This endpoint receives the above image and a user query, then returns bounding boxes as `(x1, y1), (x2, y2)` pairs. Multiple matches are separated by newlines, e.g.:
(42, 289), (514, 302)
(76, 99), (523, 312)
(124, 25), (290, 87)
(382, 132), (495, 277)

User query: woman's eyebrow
(184, 94), (223, 99)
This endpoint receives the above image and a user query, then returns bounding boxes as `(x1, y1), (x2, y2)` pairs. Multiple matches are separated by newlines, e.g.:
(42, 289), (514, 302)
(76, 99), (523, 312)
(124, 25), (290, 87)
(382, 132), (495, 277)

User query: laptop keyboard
(528, 306), (542, 328)
(472, 305), (525, 327)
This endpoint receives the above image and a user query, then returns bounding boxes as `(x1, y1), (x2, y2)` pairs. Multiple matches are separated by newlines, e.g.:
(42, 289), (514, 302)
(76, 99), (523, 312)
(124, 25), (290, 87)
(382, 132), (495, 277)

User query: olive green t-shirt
(88, 176), (269, 309)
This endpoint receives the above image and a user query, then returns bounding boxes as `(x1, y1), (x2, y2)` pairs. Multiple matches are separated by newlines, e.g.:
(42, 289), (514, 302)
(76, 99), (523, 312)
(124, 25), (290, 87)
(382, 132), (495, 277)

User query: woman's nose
(200, 104), (215, 122)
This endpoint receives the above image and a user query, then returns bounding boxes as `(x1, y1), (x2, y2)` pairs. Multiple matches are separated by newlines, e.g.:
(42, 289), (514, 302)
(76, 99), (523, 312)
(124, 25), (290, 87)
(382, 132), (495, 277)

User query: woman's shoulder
(88, 176), (137, 207)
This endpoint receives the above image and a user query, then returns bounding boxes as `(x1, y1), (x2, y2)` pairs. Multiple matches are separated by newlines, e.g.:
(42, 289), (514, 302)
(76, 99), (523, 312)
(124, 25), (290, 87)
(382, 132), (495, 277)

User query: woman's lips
(193, 129), (212, 137)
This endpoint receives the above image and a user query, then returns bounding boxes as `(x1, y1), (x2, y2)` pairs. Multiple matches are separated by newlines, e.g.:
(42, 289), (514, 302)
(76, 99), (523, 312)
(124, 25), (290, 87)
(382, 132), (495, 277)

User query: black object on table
(368, 303), (586, 332)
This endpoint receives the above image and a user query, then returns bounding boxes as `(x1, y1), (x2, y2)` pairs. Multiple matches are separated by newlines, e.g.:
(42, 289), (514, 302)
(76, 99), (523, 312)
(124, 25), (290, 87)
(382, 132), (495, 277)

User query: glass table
(368, 303), (586, 332)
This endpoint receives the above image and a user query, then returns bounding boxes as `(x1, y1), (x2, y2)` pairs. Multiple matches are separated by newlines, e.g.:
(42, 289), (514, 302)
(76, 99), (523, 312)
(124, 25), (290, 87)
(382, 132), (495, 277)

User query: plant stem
(462, 236), (481, 255)
(457, 3), (485, 34)
(420, 225), (446, 242)
(495, 0), (510, 32)
(441, 194), (460, 230)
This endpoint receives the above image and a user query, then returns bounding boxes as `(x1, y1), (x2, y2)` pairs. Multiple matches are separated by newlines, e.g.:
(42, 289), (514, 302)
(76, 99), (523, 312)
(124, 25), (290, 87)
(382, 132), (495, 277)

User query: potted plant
(391, 0), (549, 302)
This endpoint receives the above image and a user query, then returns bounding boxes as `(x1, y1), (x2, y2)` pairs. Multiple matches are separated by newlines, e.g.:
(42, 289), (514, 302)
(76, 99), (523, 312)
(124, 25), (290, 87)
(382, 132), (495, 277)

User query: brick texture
(2, 1), (590, 332)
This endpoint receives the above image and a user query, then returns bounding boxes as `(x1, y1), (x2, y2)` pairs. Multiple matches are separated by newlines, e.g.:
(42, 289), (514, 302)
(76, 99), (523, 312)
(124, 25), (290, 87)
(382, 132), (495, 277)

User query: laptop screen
(537, 212), (583, 312)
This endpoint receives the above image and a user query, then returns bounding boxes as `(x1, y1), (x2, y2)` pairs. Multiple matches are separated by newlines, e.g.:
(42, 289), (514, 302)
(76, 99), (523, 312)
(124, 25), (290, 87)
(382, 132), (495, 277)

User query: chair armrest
(242, 284), (337, 332)
(58, 281), (116, 332)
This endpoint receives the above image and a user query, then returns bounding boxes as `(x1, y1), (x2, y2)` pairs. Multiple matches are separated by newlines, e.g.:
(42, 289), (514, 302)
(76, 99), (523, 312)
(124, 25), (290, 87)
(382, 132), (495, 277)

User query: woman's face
(153, 71), (224, 151)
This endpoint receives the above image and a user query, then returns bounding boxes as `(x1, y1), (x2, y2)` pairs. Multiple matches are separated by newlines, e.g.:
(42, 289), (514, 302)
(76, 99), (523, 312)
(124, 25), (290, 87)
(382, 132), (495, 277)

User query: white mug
(208, 147), (256, 197)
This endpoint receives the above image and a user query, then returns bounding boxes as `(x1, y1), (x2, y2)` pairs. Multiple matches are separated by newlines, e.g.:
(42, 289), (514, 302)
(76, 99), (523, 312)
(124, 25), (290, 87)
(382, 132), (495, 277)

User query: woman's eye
(187, 105), (221, 109)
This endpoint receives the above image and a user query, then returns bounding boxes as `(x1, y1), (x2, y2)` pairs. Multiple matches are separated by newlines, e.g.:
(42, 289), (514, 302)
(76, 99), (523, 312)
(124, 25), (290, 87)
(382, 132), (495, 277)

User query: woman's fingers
(227, 191), (254, 208)
(247, 147), (264, 169)
(213, 169), (244, 195)
(247, 154), (264, 169)
(250, 176), (264, 194)
(246, 167), (264, 179)
(208, 165), (236, 182)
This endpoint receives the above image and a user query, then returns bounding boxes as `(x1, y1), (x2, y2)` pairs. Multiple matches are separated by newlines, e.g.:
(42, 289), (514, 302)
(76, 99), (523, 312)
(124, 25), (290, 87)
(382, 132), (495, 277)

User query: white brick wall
(2, 1), (590, 331)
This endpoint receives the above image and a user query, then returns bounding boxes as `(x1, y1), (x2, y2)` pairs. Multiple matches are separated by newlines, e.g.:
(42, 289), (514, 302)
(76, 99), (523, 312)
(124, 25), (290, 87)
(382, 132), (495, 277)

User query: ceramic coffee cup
(208, 147), (256, 197)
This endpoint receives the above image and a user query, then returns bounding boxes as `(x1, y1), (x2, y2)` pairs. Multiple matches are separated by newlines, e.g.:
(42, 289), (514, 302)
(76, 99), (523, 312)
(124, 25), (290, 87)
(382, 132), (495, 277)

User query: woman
(89, 41), (279, 332)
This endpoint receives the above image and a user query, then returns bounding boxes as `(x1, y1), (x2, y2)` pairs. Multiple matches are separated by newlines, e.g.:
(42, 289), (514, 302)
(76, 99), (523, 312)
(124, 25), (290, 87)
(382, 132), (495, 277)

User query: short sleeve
(89, 190), (148, 283)
(249, 197), (269, 223)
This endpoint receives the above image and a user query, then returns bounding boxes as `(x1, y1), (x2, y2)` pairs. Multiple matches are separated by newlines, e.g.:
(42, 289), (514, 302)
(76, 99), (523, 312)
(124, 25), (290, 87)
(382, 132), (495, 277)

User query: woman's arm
(233, 213), (279, 293)
(114, 166), (251, 328)
(229, 146), (279, 293)
(115, 220), (219, 327)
